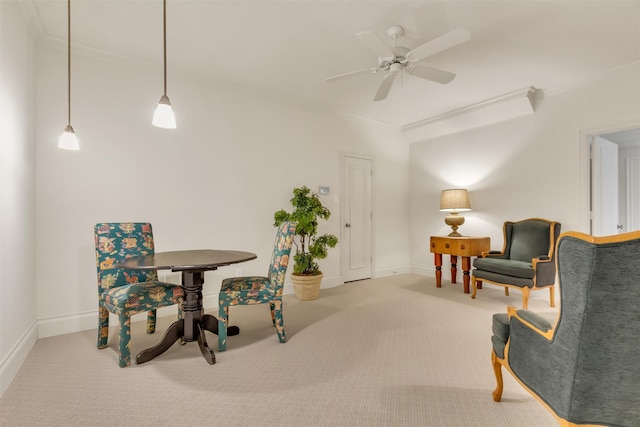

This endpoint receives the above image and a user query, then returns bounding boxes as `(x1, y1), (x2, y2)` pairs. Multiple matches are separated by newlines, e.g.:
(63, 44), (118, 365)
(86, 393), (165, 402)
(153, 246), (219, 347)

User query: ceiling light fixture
(152, 0), (176, 129)
(58, 0), (79, 150)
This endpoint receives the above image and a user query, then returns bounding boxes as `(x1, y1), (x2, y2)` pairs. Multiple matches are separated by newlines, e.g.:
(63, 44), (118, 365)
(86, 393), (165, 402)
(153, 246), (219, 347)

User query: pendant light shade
(58, 0), (79, 150)
(59, 125), (79, 150)
(153, 0), (176, 129)
(152, 95), (176, 129)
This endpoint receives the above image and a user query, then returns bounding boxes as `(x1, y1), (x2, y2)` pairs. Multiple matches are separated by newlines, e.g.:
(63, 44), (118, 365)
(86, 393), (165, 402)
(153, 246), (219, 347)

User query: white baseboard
(0, 321), (37, 397)
(411, 264), (434, 276)
(38, 310), (99, 338)
(29, 268), (429, 341)
(375, 265), (412, 278)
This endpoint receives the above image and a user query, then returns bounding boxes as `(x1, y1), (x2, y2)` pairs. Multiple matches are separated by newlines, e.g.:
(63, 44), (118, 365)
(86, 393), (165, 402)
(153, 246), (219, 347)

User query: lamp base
(444, 213), (465, 237)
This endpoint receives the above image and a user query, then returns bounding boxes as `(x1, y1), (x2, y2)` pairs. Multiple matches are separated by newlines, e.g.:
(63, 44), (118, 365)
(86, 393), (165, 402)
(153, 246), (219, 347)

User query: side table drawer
(430, 236), (490, 257)
(430, 237), (459, 255)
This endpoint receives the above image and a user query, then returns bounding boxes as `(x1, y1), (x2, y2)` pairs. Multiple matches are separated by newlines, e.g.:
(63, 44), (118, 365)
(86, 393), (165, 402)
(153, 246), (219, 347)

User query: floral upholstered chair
(94, 222), (184, 367)
(490, 230), (640, 426)
(218, 221), (296, 351)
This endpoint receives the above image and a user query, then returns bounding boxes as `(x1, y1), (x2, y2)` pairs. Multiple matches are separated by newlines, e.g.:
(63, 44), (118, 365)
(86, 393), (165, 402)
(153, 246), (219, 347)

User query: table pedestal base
(136, 316), (239, 365)
(136, 270), (239, 365)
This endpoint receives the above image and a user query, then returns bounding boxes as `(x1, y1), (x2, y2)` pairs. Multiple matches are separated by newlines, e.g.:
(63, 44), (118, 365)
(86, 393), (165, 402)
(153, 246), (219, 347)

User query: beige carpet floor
(0, 273), (559, 426)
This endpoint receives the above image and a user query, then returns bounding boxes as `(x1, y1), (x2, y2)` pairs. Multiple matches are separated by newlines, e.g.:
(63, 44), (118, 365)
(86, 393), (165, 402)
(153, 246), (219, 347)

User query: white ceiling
(28, 0), (640, 128)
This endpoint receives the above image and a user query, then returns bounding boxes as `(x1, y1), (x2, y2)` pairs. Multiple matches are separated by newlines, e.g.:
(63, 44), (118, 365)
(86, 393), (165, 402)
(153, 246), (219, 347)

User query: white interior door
(341, 155), (372, 282)
(591, 136), (619, 235)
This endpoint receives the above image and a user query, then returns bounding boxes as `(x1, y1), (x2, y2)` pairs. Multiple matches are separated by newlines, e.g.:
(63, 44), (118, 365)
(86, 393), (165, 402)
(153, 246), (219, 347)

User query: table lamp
(440, 189), (471, 237)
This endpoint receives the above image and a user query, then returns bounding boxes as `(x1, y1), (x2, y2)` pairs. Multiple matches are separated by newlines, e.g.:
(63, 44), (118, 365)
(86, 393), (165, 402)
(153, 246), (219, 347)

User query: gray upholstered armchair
(472, 218), (561, 308)
(490, 230), (640, 426)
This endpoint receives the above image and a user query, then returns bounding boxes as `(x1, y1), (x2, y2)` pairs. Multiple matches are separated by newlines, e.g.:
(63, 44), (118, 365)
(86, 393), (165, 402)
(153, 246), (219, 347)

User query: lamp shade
(58, 125), (79, 150)
(152, 95), (176, 129)
(440, 189), (471, 212)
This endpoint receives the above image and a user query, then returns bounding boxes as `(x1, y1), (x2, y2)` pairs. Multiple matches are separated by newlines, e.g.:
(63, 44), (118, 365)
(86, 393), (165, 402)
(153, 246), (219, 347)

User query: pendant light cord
(163, 0), (167, 96)
(67, 0), (71, 126)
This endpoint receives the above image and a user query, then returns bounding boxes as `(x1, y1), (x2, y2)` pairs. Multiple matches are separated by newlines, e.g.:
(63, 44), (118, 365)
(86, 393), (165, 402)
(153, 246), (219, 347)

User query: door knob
(345, 223), (351, 227)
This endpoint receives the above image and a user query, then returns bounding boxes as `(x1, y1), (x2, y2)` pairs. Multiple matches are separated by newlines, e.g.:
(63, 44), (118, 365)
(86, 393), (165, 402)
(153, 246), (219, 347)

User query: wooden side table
(430, 236), (490, 293)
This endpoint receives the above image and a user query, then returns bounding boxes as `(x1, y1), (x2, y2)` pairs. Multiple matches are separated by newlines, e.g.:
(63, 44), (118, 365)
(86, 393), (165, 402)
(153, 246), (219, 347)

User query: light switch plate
(319, 186), (330, 195)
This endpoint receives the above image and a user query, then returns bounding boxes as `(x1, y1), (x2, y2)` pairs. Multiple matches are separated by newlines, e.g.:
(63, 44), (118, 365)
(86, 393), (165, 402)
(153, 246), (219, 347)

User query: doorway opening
(587, 127), (640, 235)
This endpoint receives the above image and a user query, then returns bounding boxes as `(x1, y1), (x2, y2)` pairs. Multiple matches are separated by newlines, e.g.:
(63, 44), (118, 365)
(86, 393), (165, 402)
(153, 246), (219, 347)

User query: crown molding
(543, 60), (640, 97)
(400, 60), (640, 143)
(401, 86), (543, 143)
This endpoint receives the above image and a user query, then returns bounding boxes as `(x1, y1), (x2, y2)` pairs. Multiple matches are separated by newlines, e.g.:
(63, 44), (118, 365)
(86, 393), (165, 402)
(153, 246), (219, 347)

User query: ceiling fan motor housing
(391, 46), (410, 62)
(390, 63), (403, 72)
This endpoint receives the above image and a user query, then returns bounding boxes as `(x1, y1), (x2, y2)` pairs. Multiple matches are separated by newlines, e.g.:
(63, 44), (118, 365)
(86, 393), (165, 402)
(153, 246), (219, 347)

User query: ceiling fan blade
(407, 28), (470, 62)
(407, 66), (456, 84)
(325, 67), (379, 83)
(374, 72), (396, 102)
(356, 31), (394, 59)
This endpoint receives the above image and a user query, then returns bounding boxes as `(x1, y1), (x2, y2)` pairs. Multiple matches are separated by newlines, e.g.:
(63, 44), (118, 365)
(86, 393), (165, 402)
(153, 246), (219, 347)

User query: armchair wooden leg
(491, 350), (504, 402)
(549, 286), (555, 308)
(522, 287), (530, 309)
(471, 277), (479, 299)
(504, 287), (509, 296)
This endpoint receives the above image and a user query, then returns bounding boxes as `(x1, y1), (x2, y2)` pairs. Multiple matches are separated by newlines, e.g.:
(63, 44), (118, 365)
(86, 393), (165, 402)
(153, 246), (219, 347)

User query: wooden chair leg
(504, 287), (509, 296)
(522, 287), (530, 309)
(471, 277), (480, 299)
(491, 350), (504, 402)
(549, 286), (556, 307)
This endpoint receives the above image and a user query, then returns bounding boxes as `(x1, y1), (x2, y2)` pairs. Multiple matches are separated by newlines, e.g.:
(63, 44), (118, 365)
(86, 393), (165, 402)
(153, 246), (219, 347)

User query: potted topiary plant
(274, 186), (338, 300)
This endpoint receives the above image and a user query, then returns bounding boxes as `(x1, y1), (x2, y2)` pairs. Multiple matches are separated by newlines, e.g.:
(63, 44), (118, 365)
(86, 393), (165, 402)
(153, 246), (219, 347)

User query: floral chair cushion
(102, 282), (185, 313)
(219, 276), (274, 305)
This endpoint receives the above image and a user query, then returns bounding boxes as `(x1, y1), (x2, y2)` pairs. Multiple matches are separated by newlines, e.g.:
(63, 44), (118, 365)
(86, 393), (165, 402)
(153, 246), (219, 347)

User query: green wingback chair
(217, 221), (296, 351)
(472, 218), (561, 308)
(94, 222), (184, 367)
(490, 230), (640, 426)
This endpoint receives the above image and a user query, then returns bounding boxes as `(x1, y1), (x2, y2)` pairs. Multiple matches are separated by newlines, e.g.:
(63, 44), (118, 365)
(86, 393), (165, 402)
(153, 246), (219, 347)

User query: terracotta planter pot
(291, 273), (323, 301)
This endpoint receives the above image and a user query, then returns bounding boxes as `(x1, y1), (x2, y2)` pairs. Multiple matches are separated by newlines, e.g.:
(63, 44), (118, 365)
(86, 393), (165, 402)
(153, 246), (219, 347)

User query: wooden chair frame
(472, 218), (560, 309)
(491, 231), (640, 426)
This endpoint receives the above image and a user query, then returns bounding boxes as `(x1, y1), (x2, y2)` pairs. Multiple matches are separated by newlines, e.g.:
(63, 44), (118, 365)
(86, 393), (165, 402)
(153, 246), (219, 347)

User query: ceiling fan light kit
(326, 25), (470, 101)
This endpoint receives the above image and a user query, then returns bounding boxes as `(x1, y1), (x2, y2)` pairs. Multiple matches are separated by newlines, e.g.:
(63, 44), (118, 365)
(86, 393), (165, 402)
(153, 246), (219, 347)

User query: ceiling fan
(326, 25), (470, 101)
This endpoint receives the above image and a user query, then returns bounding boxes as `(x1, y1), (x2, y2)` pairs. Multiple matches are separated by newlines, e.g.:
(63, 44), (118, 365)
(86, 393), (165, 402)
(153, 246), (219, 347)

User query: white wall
(409, 64), (640, 275)
(0, 1), (38, 395)
(34, 43), (411, 337)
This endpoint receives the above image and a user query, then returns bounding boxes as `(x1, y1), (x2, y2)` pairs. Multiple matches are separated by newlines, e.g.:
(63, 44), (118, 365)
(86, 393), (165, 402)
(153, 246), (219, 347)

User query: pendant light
(58, 0), (79, 150)
(152, 0), (176, 129)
